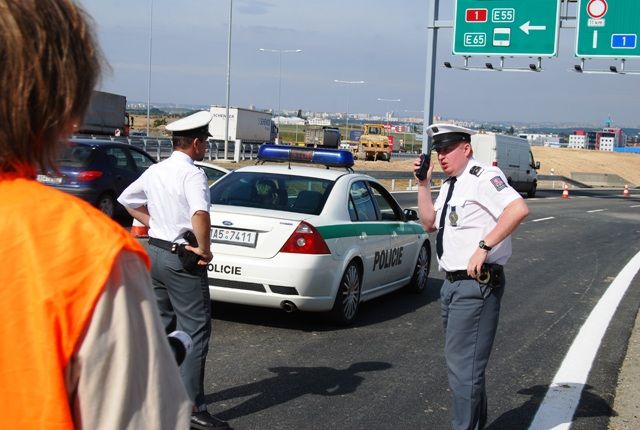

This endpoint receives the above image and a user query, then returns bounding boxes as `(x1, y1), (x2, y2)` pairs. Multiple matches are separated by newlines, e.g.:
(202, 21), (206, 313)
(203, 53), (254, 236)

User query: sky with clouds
(77, 0), (640, 127)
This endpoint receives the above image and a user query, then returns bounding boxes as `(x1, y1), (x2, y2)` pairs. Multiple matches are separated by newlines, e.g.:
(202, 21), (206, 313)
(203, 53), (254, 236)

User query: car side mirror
(534, 161), (540, 170)
(403, 208), (419, 221)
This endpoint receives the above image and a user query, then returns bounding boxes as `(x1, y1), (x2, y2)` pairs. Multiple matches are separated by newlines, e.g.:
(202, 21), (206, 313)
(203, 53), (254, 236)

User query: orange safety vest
(0, 175), (150, 429)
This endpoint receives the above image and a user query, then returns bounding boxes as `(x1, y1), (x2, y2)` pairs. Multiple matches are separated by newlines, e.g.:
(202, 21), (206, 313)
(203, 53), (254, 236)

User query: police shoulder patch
(490, 176), (507, 191)
(469, 166), (484, 177)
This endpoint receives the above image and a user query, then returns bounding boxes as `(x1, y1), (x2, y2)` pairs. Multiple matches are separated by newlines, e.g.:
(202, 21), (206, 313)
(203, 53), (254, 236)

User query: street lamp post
(146, 0), (154, 136)
(259, 48), (302, 142)
(224, 0), (233, 159)
(334, 79), (365, 142)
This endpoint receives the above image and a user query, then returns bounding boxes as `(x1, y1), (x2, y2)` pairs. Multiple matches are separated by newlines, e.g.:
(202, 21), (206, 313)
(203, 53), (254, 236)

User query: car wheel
(96, 192), (115, 218)
(330, 261), (362, 325)
(527, 182), (537, 198)
(406, 241), (431, 293)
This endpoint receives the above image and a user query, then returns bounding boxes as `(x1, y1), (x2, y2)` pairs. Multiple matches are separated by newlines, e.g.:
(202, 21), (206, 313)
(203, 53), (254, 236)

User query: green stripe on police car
(316, 222), (425, 239)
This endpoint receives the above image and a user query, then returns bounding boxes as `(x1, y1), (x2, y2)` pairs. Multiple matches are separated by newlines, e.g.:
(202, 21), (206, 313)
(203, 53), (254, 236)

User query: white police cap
(166, 110), (212, 137)
(426, 123), (476, 150)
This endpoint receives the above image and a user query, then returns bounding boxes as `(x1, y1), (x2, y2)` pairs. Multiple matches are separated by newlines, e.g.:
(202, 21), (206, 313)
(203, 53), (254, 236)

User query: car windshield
(57, 143), (95, 168)
(210, 171), (334, 215)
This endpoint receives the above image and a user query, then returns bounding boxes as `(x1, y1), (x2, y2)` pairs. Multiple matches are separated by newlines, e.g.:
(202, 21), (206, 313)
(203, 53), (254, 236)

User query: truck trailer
(208, 106), (277, 144)
(78, 91), (130, 136)
(304, 126), (341, 148)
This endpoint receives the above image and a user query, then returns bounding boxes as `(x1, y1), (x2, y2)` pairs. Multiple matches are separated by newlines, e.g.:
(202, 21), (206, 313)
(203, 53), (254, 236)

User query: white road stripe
(529, 250), (640, 430)
(532, 217), (555, 223)
(587, 209), (607, 213)
(631, 205), (640, 208)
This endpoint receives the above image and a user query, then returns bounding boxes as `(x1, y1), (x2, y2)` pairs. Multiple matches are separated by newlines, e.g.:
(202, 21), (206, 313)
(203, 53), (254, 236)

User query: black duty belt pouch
(177, 231), (204, 275)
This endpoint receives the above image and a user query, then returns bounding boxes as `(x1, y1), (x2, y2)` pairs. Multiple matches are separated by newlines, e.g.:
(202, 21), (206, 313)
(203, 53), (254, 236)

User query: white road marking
(532, 217), (555, 223)
(630, 205), (640, 208)
(587, 209), (607, 213)
(529, 250), (640, 430)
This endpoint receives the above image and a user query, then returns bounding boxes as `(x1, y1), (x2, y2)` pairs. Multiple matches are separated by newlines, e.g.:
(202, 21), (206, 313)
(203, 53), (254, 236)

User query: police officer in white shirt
(414, 124), (529, 430)
(118, 111), (230, 430)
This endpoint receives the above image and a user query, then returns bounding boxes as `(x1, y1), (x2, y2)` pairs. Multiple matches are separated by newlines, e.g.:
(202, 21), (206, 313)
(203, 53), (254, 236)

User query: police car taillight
(280, 221), (330, 255)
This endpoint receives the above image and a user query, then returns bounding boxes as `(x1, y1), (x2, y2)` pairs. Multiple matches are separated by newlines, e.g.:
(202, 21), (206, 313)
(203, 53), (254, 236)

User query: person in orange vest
(0, 1), (191, 429)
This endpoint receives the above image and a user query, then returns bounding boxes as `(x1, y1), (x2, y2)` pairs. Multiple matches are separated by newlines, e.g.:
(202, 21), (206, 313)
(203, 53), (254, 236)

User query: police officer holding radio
(414, 124), (529, 430)
(119, 111), (230, 430)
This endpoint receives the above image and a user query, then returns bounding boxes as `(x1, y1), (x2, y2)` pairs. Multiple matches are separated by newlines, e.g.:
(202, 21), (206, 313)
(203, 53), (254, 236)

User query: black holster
(477, 264), (503, 287)
(177, 231), (205, 275)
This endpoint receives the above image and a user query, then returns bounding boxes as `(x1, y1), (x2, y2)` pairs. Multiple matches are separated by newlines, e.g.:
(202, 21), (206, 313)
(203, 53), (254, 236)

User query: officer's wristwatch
(479, 240), (492, 251)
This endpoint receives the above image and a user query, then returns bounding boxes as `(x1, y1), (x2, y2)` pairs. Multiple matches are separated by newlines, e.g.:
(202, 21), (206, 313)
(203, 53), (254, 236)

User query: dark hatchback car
(37, 138), (156, 218)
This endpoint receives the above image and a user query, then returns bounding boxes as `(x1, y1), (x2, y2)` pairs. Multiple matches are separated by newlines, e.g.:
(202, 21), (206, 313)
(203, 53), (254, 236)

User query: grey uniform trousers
(440, 276), (505, 430)
(148, 244), (211, 408)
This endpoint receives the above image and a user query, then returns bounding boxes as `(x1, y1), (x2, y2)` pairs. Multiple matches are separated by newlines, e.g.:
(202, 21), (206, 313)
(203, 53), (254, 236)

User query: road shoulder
(609, 308), (640, 429)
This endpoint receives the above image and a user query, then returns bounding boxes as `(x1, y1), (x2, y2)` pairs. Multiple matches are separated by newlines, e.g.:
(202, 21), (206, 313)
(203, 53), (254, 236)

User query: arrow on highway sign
(520, 21), (547, 34)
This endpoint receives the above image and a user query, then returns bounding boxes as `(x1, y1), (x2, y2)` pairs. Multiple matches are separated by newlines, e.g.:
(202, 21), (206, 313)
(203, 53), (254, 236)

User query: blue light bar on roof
(257, 144), (354, 168)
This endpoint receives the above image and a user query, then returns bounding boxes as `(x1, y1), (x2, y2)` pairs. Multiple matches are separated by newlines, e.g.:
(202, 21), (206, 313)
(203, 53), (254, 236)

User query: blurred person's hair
(0, 0), (103, 174)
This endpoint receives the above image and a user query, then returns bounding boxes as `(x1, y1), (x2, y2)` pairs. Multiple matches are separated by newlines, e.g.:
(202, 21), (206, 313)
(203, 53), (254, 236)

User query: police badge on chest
(449, 206), (458, 226)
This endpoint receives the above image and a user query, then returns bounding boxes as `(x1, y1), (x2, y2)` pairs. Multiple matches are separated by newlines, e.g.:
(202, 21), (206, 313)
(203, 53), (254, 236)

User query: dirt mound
(347, 147), (639, 186)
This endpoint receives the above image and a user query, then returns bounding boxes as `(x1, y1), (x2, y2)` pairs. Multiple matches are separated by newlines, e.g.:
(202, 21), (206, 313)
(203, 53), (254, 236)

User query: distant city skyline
(79, 0), (640, 128)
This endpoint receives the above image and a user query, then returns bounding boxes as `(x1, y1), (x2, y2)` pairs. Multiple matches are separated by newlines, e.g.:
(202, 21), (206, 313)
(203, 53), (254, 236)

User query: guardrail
(72, 134), (264, 162)
(359, 171), (591, 189)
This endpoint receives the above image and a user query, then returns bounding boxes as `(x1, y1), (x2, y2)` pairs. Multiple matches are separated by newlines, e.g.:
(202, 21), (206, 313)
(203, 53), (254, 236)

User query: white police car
(207, 145), (430, 324)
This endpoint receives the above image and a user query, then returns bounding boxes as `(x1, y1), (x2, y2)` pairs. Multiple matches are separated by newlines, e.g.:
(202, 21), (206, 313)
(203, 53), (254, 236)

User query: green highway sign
(453, 0), (561, 56)
(576, 0), (640, 57)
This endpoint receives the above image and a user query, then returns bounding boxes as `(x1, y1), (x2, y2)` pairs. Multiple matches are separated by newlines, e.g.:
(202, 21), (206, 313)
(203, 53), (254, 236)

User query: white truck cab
(471, 132), (540, 198)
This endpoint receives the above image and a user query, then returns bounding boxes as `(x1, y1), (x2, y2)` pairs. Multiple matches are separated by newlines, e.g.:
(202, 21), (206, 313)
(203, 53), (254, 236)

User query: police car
(207, 145), (430, 324)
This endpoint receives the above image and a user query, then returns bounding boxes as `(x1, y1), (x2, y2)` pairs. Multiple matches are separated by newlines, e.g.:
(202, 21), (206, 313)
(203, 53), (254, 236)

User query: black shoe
(190, 411), (231, 430)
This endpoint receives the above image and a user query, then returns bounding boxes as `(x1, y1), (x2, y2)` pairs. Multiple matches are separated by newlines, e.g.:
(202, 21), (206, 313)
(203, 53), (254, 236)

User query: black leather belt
(148, 237), (178, 253)
(445, 264), (503, 286)
(445, 270), (475, 283)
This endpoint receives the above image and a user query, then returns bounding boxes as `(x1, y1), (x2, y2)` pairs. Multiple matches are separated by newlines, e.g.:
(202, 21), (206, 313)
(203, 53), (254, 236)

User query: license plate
(36, 174), (62, 185)
(211, 227), (257, 247)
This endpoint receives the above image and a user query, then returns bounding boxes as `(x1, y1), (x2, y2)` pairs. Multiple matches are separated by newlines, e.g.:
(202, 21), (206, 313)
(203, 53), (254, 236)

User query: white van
(471, 132), (540, 198)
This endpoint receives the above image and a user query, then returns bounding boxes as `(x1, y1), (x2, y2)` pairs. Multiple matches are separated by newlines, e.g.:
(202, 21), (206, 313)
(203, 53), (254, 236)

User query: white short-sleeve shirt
(118, 151), (210, 243)
(434, 158), (522, 272)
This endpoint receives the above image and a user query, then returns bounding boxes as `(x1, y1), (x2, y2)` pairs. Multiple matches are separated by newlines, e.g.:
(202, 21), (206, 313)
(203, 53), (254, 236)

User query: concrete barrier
(571, 172), (631, 188)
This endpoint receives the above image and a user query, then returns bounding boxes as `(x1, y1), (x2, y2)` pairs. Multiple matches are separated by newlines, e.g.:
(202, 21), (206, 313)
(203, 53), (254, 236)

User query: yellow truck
(354, 124), (392, 161)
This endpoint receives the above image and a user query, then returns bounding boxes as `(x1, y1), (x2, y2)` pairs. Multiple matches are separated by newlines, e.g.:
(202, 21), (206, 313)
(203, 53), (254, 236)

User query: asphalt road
(195, 189), (640, 429)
